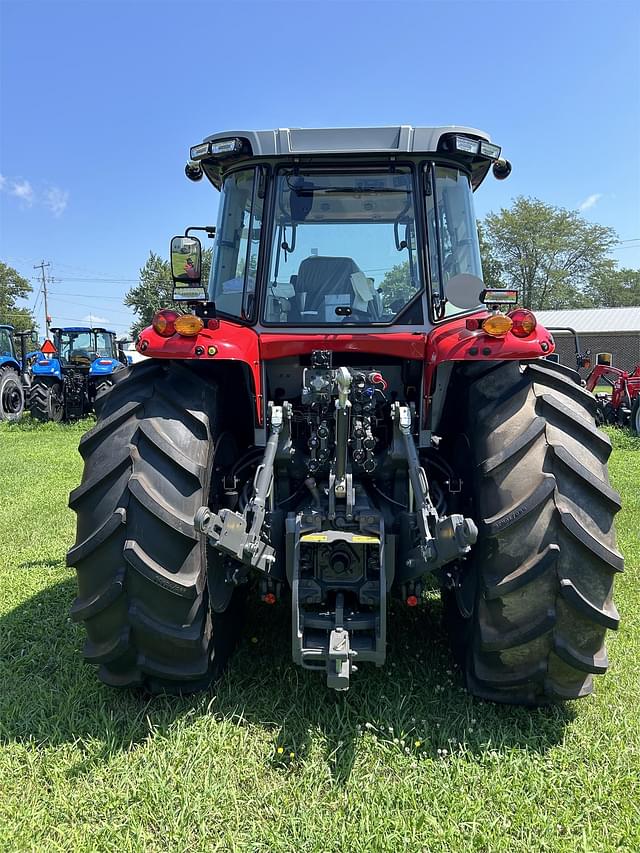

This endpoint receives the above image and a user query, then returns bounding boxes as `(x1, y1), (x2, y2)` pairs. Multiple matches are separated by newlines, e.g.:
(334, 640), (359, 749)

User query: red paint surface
(136, 312), (556, 425)
(423, 314), (556, 419)
(138, 320), (263, 419)
(259, 332), (427, 361)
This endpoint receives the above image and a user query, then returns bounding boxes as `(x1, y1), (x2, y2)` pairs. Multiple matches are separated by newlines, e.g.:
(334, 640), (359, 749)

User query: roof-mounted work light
(479, 141), (501, 160)
(451, 136), (502, 161)
(454, 136), (480, 155)
(189, 138), (244, 161)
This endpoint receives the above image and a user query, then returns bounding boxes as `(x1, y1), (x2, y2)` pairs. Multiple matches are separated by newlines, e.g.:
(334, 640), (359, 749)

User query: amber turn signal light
(174, 315), (204, 337)
(509, 308), (537, 338)
(481, 314), (513, 337)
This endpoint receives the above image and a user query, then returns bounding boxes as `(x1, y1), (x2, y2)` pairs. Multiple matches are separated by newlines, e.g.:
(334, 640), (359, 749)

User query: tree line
(478, 197), (639, 310)
(1, 197), (638, 337)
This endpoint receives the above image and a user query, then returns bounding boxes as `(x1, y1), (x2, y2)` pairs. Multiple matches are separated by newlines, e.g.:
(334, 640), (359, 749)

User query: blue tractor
(0, 324), (26, 421)
(30, 327), (125, 421)
(0, 324), (37, 421)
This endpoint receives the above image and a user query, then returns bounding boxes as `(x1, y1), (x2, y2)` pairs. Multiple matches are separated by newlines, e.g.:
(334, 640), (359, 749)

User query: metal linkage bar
(333, 367), (351, 500)
(195, 404), (291, 575)
(392, 403), (439, 561)
(391, 402), (478, 578)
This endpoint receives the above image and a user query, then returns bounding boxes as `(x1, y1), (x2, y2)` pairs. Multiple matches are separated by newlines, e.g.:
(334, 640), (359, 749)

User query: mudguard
(0, 355), (21, 373)
(31, 357), (63, 381)
(89, 358), (123, 377)
(137, 319), (263, 421)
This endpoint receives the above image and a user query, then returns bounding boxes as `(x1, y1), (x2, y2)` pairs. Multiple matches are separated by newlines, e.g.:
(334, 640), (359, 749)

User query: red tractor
(67, 126), (622, 704)
(586, 361), (640, 435)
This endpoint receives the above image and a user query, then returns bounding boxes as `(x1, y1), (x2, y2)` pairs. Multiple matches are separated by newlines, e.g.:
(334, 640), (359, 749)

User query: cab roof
(202, 125), (492, 156)
(197, 125), (498, 190)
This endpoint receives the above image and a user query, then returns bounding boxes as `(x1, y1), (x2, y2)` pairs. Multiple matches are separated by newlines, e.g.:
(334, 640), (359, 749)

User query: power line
(49, 290), (131, 300)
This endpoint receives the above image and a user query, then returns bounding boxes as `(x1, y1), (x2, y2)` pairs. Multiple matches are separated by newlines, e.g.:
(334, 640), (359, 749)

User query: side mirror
(444, 274), (485, 310)
(170, 235), (206, 302)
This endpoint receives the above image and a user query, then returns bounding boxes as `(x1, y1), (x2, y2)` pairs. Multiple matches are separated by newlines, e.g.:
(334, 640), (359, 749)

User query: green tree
(379, 262), (414, 311)
(0, 261), (36, 333)
(585, 266), (640, 307)
(125, 248), (212, 336)
(477, 221), (504, 290)
(481, 197), (617, 310)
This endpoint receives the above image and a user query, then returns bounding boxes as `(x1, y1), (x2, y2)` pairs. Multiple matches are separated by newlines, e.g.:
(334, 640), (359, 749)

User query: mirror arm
(185, 225), (216, 238)
(193, 301), (217, 320)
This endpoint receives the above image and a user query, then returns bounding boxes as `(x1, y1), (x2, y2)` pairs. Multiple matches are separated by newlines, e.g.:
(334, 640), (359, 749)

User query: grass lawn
(0, 418), (638, 852)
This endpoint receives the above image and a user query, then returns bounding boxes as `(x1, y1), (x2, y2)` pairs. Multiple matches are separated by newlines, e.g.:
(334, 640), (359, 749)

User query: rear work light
(508, 308), (537, 338)
(454, 136), (480, 155)
(174, 314), (204, 337)
(152, 309), (178, 337)
(482, 314), (513, 337)
(190, 138), (243, 160)
(480, 141), (501, 160)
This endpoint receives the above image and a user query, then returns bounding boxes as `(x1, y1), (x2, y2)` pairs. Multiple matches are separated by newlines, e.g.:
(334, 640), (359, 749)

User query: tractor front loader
(67, 126), (623, 704)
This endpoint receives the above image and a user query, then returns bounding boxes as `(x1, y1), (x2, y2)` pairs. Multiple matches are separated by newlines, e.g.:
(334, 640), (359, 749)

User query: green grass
(0, 419), (639, 852)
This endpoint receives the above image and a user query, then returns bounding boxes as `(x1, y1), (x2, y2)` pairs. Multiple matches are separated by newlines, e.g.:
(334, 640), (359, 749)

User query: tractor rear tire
(66, 360), (244, 693)
(631, 397), (640, 436)
(0, 367), (24, 421)
(444, 359), (623, 705)
(93, 379), (113, 400)
(30, 380), (63, 423)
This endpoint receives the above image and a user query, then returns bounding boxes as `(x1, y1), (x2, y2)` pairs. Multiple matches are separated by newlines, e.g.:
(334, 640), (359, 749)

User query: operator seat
(294, 256), (362, 319)
(70, 349), (95, 361)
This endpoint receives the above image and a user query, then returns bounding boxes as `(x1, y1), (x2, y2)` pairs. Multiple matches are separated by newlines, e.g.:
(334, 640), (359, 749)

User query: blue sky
(1, 0), (639, 336)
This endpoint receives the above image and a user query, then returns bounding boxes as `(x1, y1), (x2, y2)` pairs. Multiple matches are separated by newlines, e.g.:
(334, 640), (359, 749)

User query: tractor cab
(52, 327), (119, 370)
(169, 126), (510, 330)
(0, 324), (18, 363)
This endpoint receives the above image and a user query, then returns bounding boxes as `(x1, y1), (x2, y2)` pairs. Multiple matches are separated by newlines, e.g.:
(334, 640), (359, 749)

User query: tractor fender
(0, 355), (21, 373)
(89, 358), (124, 376)
(31, 357), (63, 381)
(136, 319), (263, 423)
(423, 312), (556, 429)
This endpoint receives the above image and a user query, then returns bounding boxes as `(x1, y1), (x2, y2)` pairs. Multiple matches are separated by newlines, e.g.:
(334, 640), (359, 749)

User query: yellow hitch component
(482, 313), (513, 337)
(174, 314), (204, 337)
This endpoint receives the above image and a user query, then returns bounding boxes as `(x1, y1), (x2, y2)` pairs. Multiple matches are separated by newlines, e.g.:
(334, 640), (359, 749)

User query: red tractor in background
(586, 361), (640, 435)
(67, 126), (623, 705)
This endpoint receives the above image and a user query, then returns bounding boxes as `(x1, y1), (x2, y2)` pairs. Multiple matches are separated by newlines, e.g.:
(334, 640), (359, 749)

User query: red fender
(423, 313), (556, 422)
(137, 320), (263, 421)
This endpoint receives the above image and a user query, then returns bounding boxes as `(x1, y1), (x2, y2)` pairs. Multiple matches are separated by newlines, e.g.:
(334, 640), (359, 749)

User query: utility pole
(33, 261), (51, 339)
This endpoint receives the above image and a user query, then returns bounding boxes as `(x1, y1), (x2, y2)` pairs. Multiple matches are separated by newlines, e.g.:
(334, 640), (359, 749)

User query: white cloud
(81, 314), (109, 325)
(0, 174), (69, 216)
(44, 186), (69, 217)
(10, 179), (34, 205)
(579, 193), (602, 211)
